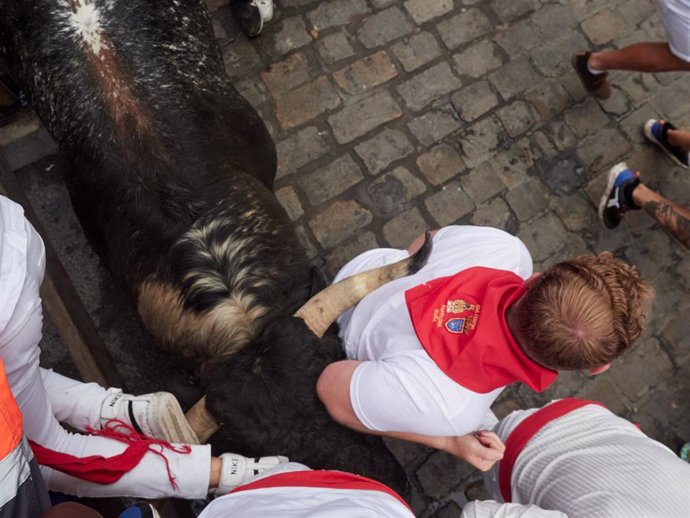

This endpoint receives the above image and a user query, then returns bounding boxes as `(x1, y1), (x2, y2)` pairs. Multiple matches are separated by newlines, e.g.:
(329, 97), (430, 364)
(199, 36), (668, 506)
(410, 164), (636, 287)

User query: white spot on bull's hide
(70, 2), (106, 55)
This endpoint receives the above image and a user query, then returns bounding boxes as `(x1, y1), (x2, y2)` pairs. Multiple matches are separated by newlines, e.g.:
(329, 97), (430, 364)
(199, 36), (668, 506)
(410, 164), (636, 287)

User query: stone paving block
(382, 207), (429, 248)
(610, 337), (674, 400)
(505, 177), (549, 221)
(276, 126), (329, 178)
(541, 157), (588, 194)
(222, 38), (261, 79)
(408, 109), (462, 147)
(424, 181), (475, 226)
(261, 52), (311, 97)
(462, 161), (506, 204)
(456, 116), (502, 168)
(491, 0), (539, 22)
(328, 91), (402, 144)
(452, 40), (503, 79)
(367, 166), (427, 214)
(452, 80), (499, 123)
(404, 0), (453, 24)
(436, 9), (493, 50)
(235, 77), (268, 109)
(470, 197), (514, 231)
(623, 228), (674, 282)
(2, 128), (58, 171)
(391, 32), (444, 73)
(496, 100), (538, 138)
(276, 186), (304, 221)
(333, 50), (398, 95)
(315, 30), (356, 65)
(294, 224), (319, 260)
(307, 0), (370, 31)
(416, 143), (466, 186)
(417, 451), (476, 498)
(550, 193), (594, 232)
(646, 269), (690, 337)
(270, 16), (313, 56)
(0, 111), (42, 147)
(488, 56), (542, 101)
(354, 128), (414, 175)
(299, 154), (364, 206)
(540, 232), (590, 267)
(531, 31), (589, 79)
(518, 370), (588, 408)
(598, 87), (633, 117)
(325, 231), (379, 277)
(617, 73), (659, 108)
(383, 437), (431, 471)
(581, 8), (629, 45)
(492, 137), (542, 189)
(618, 0), (658, 27)
(276, 76), (342, 129)
(650, 81), (690, 121)
(493, 19), (541, 58)
(357, 6), (414, 49)
(517, 212), (568, 262)
(309, 200), (373, 248)
(541, 119), (578, 154)
(619, 104), (659, 145)
(371, 0), (397, 7)
(525, 80), (573, 123)
(396, 62), (461, 112)
(531, 2), (579, 40)
(662, 310), (690, 361)
(576, 127), (632, 173)
(577, 377), (628, 416)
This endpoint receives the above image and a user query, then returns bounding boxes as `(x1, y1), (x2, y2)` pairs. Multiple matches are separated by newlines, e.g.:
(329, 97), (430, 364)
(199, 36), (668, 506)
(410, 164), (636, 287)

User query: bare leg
(589, 43), (690, 73)
(633, 183), (690, 248)
(667, 128), (690, 153)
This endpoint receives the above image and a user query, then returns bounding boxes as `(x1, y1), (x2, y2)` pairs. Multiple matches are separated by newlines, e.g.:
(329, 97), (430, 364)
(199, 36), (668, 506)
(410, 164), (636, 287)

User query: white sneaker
(215, 453), (289, 495)
(253, 0), (273, 22)
(100, 391), (200, 445)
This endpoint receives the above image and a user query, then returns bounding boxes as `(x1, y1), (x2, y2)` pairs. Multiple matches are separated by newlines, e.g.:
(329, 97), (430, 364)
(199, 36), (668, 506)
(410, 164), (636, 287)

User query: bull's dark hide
(0, 0), (410, 499)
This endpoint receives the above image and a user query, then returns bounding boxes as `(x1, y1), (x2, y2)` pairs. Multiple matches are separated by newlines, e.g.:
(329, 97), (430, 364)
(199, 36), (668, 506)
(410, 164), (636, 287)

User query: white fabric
(198, 464), (414, 518)
(461, 500), (567, 518)
(479, 402), (690, 518)
(333, 226), (533, 437)
(658, 0), (690, 62)
(0, 195), (211, 499)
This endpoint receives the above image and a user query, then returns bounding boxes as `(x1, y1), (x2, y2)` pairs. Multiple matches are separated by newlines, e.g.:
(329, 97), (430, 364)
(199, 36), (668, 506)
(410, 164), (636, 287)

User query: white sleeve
(349, 353), (493, 437)
(462, 501), (569, 518)
(0, 220), (211, 499)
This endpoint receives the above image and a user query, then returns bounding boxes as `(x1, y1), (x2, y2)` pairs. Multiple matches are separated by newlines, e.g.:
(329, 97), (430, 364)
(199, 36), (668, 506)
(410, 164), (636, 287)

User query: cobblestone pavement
(2, 0), (690, 515)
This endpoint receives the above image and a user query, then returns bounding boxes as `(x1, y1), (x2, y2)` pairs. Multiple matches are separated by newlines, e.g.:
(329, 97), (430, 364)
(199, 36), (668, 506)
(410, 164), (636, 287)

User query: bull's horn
(295, 231), (433, 338)
(185, 396), (221, 443)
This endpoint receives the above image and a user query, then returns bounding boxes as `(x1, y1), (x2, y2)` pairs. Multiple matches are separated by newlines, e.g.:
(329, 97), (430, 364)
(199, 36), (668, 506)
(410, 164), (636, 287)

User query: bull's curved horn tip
(408, 230), (433, 274)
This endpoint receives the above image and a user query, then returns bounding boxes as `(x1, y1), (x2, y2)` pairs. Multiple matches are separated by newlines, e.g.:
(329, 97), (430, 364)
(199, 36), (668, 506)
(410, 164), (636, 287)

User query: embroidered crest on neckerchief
(431, 297), (481, 334)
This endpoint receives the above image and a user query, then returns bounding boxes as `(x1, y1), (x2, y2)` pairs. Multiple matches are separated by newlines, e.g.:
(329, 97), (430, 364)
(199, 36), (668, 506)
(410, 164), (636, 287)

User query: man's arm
(316, 360), (504, 471)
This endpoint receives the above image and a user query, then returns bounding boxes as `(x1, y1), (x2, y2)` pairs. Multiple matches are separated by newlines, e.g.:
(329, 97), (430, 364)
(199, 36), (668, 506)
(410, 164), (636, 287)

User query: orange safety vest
(0, 357), (22, 462)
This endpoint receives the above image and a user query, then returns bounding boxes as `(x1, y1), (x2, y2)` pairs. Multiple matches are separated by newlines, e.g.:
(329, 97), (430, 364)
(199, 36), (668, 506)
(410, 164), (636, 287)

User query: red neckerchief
(405, 266), (557, 394)
(231, 469), (413, 513)
(29, 419), (190, 488)
(499, 398), (607, 502)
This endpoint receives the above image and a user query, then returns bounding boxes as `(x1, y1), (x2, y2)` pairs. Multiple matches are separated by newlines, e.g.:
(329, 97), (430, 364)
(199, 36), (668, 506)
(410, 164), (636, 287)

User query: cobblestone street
(1, 0), (690, 515)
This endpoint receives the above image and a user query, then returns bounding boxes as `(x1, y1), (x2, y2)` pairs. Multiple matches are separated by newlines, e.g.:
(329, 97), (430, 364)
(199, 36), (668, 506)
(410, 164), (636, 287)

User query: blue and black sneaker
(599, 162), (640, 229)
(643, 119), (690, 169)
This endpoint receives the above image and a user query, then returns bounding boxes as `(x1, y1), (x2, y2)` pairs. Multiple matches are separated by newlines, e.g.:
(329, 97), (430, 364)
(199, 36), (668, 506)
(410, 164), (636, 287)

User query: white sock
(587, 63), (605, 75)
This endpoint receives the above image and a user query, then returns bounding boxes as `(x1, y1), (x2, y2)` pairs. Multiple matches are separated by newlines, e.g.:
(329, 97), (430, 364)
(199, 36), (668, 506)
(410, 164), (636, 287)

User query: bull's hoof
(233, 1), (263, 38)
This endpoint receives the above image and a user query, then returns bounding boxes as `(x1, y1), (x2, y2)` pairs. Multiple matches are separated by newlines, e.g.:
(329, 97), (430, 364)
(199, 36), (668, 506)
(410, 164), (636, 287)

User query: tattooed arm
(634, 184), (690, 248)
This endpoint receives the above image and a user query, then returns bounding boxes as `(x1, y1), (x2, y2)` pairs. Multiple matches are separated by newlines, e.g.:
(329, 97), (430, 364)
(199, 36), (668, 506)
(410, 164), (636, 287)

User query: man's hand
(444, 430), (505, 471)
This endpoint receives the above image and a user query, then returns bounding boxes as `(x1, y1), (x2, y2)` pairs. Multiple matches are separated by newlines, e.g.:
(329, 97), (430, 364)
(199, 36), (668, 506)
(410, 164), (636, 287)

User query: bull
(0, 0), (429, 499)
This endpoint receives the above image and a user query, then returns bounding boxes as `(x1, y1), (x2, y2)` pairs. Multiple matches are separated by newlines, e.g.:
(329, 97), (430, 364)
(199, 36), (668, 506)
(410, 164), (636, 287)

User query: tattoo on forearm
(644, 201), (690, 248)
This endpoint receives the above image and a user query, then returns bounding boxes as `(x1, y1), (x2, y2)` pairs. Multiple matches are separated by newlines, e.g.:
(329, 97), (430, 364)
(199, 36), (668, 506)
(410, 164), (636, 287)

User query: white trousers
(0, 203), (211, 499)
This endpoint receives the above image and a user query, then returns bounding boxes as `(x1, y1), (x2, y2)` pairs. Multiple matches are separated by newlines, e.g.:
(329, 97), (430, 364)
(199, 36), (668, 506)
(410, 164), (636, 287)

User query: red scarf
(231, 469), (412, 513)
(29, 420), (191, 488)
(405, 267), (557, 394)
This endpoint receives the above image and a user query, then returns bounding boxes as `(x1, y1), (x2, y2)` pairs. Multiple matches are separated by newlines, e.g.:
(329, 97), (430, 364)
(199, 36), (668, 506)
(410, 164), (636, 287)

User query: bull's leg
(232, 0), (274, 38)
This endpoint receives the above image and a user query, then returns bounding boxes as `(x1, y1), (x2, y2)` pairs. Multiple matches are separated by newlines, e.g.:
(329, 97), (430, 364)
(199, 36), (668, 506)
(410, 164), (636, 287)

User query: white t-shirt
(478, 403), (690, 518)
(198, 464), (415, 518)
(333, 226), (533, 436)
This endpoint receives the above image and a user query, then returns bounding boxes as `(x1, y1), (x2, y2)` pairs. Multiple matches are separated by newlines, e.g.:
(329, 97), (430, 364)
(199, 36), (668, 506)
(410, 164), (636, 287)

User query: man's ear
(587, 363), (611, 376)
(524, 272), (541, 288)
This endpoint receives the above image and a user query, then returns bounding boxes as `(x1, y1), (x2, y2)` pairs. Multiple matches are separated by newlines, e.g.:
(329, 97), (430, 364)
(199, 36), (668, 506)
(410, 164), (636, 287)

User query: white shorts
(658, 0), (690, 62)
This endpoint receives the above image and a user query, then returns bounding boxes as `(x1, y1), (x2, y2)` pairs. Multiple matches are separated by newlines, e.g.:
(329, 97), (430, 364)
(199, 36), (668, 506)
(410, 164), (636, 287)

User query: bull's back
(0, 0), (307, 360)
